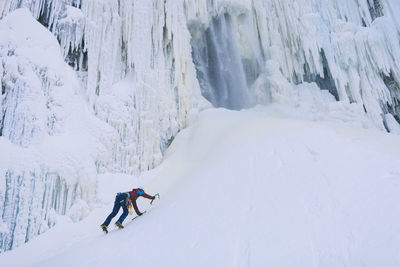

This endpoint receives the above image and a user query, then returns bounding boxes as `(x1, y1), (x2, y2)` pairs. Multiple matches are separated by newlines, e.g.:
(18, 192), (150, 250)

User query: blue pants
(102, 193), (129, 226)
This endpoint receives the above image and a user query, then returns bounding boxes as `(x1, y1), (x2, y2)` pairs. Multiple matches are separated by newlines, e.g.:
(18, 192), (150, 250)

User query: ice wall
(1, 0), (207, 171)
(0, 149), (94, 252)
(185, 0), (400, 128)
(90, 0), (207, 173)
(0, 9), (115, 252)
(2, 0), (399, 159)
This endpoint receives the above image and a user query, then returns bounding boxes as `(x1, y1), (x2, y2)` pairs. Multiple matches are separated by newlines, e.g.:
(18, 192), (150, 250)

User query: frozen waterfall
(190, 13), (252, 110)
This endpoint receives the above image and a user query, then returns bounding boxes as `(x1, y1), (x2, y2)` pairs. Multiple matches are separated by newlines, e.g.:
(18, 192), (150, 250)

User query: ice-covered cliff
(186, 0), (400, 127)
(1, 0), (400, 252)
(0, 8), (117, 252)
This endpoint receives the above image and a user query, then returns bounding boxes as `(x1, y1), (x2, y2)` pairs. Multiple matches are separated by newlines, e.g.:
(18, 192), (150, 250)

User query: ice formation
(0, 8), (119, 252)
(1, 0), (400, 252)
(189, 13), (254, 110)
(186, 0), (400, 127)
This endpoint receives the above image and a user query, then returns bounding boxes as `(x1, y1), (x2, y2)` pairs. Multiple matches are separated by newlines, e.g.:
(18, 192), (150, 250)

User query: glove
(138, 212), (143, 216)
(152, 196), (156, 200)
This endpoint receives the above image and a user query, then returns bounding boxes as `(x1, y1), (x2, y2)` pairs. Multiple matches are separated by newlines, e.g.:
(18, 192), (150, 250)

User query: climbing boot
(100, 224), (108, 234)
(115, 221), (124, 229)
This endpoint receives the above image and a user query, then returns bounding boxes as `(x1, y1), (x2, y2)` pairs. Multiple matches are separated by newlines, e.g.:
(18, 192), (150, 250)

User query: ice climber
(100, 188), (156, 233)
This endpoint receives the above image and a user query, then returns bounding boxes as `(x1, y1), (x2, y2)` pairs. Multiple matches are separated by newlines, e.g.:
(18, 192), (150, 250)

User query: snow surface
(1, 107), (400, 266)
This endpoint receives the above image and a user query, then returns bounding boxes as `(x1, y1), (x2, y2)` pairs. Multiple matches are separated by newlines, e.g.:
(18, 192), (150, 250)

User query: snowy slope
(1, 107), (400, 266)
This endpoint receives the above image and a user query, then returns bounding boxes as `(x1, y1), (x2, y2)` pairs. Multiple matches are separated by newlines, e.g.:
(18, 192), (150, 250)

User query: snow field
(1, 107), (400, 266)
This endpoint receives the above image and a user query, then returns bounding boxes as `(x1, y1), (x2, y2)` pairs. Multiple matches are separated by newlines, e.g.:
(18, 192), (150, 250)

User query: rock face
(1, 0), (400, 252)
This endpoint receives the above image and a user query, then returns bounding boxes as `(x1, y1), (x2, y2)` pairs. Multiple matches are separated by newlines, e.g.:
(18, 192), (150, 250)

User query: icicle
(0, 8), (105, 252)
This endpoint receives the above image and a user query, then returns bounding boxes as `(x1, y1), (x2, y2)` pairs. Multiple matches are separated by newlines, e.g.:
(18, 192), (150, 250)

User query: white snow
(1, 107), (400, 266)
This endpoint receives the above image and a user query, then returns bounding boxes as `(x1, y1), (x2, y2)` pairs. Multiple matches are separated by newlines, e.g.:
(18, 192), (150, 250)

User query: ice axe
(151, 193), (160, 205)
(132, 211), (146, 221)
